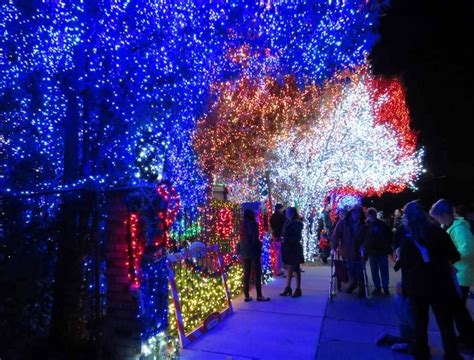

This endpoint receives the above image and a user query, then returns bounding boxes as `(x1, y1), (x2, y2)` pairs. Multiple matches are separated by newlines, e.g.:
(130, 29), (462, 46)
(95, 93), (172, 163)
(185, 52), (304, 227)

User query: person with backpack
(430, 199), (474, 347)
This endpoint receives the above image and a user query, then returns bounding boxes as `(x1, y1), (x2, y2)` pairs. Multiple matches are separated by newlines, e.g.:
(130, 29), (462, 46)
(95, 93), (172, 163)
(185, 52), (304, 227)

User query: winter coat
(392, 217), (402, 232)
(331, 218), (372, 261)
(282, 220), (305, 266)
(270, 211), (286, 238)
(365, 219), (393, 256)
(398, 224), (460, 302)
(393, 226), (406, 251)
(322, 210), (332, 236)
(238, 220), (261, 259)
(447, 217), (474, 287)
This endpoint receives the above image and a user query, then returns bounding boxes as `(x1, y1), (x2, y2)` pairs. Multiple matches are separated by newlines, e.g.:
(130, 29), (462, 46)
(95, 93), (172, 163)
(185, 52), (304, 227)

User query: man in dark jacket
(238, 209), (269, 302)
(270, 204), (286, 276)
(331, 205), (371, 297)
(270, 204), (286, 237)
(366, 207), (392, 295)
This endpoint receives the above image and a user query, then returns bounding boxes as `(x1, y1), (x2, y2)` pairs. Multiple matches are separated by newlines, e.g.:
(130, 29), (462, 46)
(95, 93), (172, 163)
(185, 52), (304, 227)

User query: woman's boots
(280, 287), (302, 297)
(280, 287), (292, 296)
(292, 288), (302, 298)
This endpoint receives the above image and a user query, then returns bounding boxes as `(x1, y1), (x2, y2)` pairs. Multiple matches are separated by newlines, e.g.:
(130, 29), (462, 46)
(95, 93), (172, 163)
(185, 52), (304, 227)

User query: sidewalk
(180, 264), (474, 360)
(317, 266), (412, 360)
(317, 265), (474, 360)
(181, 265), (328, 360)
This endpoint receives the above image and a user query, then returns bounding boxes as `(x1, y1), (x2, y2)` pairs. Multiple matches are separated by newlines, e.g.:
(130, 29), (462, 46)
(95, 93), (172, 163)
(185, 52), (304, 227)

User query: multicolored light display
(200, 68), (423, 257)
(2, 0), (398, 357)
(194, 75), (319, 181)
(166, 198), (273, 338)
(1, 0), (384, 198)
(269, 69), (423, 217)
(168, 257), (243, 336)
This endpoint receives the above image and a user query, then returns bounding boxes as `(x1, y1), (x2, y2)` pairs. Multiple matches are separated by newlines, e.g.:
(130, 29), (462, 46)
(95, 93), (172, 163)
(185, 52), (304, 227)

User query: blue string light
(137, 256), (169, 340)
(261, 233), (273, 284)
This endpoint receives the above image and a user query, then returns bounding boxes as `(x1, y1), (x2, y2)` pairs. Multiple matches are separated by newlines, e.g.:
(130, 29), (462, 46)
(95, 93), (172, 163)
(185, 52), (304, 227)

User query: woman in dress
(280, 207), (305, 298)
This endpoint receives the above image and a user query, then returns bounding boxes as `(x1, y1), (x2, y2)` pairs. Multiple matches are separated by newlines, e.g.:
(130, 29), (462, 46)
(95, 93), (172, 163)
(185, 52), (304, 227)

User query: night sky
(365, 0), (474, 211)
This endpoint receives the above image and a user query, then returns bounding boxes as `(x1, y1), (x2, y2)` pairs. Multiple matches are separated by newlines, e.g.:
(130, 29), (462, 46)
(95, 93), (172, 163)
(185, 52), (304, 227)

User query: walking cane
(361, 248), (370, 302)
(329, 251), (336, 302)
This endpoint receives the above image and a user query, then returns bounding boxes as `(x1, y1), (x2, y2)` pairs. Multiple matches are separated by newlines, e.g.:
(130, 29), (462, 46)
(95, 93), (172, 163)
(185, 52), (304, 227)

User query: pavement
(180, 262), (474, 360)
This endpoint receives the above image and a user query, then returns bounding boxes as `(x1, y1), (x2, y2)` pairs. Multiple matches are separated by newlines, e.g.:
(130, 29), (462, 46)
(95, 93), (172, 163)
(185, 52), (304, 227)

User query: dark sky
(365, 0), (474, 211)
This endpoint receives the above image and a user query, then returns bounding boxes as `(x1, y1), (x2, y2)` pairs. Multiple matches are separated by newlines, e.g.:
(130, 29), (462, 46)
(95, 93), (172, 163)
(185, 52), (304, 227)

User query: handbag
(334, 258), (349, 283)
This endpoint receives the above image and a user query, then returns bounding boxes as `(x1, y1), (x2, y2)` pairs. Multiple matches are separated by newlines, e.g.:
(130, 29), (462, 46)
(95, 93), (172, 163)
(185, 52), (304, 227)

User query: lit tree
(194, 75), (321, 181)
(1, 0), (220, 345)
(192, 0), (386, 187)
(269, 70), (423, 255)
(2, 0), (385, 202)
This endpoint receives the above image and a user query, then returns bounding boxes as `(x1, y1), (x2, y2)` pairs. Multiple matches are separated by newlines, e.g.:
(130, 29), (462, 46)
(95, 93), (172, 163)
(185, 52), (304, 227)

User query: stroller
(329, 249), (370, 303)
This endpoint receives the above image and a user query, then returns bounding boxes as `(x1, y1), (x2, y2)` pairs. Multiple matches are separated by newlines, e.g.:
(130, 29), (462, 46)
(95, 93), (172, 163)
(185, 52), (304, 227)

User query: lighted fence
(165, 199), (272, 345)
(167, 243), (232, 347)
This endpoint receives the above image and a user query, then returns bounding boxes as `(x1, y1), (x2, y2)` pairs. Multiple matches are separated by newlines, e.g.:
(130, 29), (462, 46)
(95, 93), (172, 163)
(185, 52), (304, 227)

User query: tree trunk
(50, 192), (89, 347)
(50, 66), (88, 348)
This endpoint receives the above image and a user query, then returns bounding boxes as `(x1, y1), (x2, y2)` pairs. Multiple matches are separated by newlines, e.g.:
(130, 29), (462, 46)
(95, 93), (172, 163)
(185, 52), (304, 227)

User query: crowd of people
(329, 200), (474, 359)
(238, 199), (474, 359)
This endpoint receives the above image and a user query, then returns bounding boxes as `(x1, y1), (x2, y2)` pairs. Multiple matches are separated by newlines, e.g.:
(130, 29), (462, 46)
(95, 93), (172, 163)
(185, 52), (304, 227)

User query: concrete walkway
(181, 264), (474, 360)
(317, 266), (474, 360)
(181, 265), (328, 360)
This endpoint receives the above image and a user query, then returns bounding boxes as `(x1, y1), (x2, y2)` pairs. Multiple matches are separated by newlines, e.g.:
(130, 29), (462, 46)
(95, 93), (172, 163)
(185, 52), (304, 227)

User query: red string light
(156, 183), (180, 249)
(126, 212), (142, 288)
(217, 208), (233, 239)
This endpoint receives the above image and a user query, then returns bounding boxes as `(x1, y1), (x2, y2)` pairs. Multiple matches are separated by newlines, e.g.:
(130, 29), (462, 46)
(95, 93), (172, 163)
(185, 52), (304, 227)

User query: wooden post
(104, 191), (141, 359)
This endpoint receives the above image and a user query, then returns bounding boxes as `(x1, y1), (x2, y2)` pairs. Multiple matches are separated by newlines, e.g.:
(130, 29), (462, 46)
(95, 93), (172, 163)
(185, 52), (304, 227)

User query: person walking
(398, 201), (463, 360)
(330, 207), (349, 238)
(238, 208), (270, 302)
(366, 208), (392, 295)
(330, 207), (349, 290)
(270, 203), (286, 276)
(430, 199), (474, 346)
(321, 204), (332, 236)
(331, 205), (371, 297)
(392, 209), (403, 232)
(280, 207), (304, 298)
(308, 207), (317, 235)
